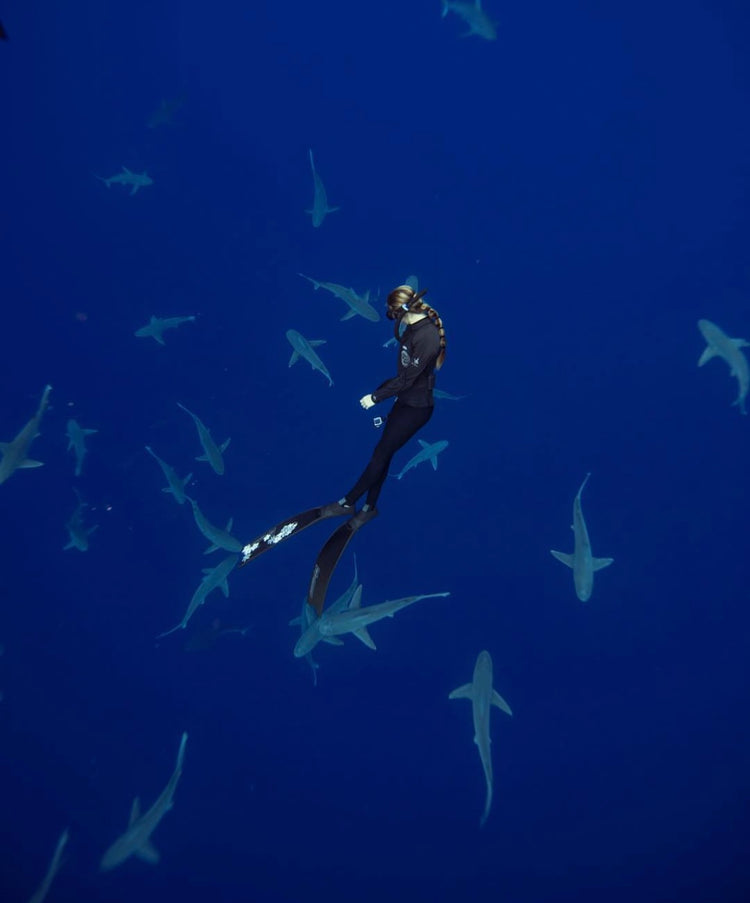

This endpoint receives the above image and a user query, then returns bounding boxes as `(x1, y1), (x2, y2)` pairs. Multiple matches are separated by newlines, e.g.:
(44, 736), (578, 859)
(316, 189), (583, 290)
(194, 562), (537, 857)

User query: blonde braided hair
(387, 285), (447, 370)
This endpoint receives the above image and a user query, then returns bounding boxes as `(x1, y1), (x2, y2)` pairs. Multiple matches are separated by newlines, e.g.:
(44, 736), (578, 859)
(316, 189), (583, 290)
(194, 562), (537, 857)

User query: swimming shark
(145, 446), (192, 504)
(286, 329), (334, 387)
(550, 473), (613, 602)
(158, 554), (239, 636)
(0, 385), (52, 486)
(177, 402), (230, 475)
(185, 495), (242, 554)
(291, 557), (359, 665)
(65, 418), (97, 478)
(697, 318), (749, 415)
(394, 438), (449, 480)
(299, 273), (380, 322)
(449, 650), (512, 827)
(100, 732), (188, 871)
(135, 315), (195, 345)
(315, 586), (450, 650)
(441, 0), (497, 40)
(433, 389), (466, 401)
(96, 167), (153, 195)
(63, 490), (98, 552)
(27, 828), (69, 903)
(306, 149), (339, 227)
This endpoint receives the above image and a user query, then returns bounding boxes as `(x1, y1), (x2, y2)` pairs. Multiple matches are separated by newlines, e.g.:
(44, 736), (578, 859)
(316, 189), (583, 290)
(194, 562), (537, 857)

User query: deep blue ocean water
(2, 1), (750, 900)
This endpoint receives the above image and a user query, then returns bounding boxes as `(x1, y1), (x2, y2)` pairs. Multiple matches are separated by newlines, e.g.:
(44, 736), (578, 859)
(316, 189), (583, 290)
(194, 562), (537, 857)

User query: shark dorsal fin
(349, 585), (363, 609)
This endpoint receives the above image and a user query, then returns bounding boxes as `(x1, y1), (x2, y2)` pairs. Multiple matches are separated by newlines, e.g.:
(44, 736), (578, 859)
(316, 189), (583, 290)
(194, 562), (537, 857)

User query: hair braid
(412, 299), (447, 370)
(387, 285), (447, 370)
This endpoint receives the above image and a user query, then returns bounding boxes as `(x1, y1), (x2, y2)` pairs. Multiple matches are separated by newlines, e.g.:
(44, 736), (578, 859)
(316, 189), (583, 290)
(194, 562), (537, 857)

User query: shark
(306, 148), (339, 227)
(96, 167), (153, 195)
(441, 0), (497, 40)
(63, 490), (98, 552)
(314, 585), (450, 650)
(145, 446), (192, 504)
(27, 828), (70, 903)
(697, 318), (749, 415)
(394, 438), (449, 480)
(291, 556), (359, 667)
(185, 495), (242, 554)
(449, 650), (512, 827)
(65, 418), (97, 478)
(100, 732), (188, 871)
(0, 385), (52, 486)
(550, 473), (614, 602)
(433, 389), (466, 401)
(286, 329), (334, 387)
(158, 554), (239, 636)
(147, 95), (186, 129)
(177, 402), (230, 475)
(135, 315), (195, 345)
(299, 273), (380, 322)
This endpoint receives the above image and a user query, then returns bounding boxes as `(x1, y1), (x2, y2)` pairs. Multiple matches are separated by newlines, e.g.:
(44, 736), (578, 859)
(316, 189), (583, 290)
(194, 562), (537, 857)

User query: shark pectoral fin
(19, 459), (44, 468)
(220, 438), (231, 452)
(225, 517), (234, 532)
(84, 428), (98, 435)
(418, 439), (429, 448)
(220, 578), (230, 598)
(128, 797), (142, 826)
(327, 206), (340, 213)
(698, 346), (717, 366)
(182, 473), (193, 487)
(353, 627), (376, 650)
(731, 337), (750, 348)
(135, 840), (160, 864)
(308, 340), (326, 347)
(491, 690), (513, 716)
(448, 683), (473, 700)
(592, 556), (614, 572)
(550, 549), (575, 568)
(289, 616), (302, 626)
(154, 335), (166, 345)
(288, 351), (300, 366)
(195, 454), (208, 462)
(204, 543), (219, 554)
(130, 185), (139, 196)
(340, 310), (357, 320)
(322, 636), (345, 646)
(348, 586), (363, 609)
(430, 456), (439, 470)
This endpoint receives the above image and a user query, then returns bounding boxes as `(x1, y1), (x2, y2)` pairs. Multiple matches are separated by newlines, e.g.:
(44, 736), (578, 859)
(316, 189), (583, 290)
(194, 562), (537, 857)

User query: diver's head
(386, 285), (428, 321)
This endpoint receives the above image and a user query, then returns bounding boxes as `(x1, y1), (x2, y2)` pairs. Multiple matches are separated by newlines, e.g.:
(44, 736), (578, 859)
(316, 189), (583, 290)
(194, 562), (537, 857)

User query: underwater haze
(2, 0), (750, 901)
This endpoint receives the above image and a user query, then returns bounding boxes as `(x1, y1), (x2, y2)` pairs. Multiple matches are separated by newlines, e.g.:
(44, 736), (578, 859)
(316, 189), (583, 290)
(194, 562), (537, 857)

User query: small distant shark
(65, 418), (97, 478)
(441, 0), (497, 40)
(299, 273), (380, 322)
(96, 167), (153, 195)
(135, 315), (195, 345)
(100, 732), (188, 871)
(159, 554), (239, 636)
(315, 585), (450, 650)
(449, 650), (512, 827)
(177, 402), (230, 475)
(306, 149), (339, 227)
(394, 438), (449, 480)
(697, 318), (749, 415)
(185, 495), (242, 554)
(550, 473), (613, 602)
(147, 95), (186, 129)
(433, 389), (466, 401)
(291, 556), (359, 668)
(63, 490), (98, 552)
(286, 329), (334, 387)
(0, 385), (52, 486)
(145, 446), (192, 504)
(27, 828), (70, 903)
(185, 619), (250, 653)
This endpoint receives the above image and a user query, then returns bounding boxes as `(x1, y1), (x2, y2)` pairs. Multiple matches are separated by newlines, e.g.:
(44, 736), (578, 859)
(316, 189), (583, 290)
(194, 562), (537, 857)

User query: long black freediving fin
(307, 507), (378, 616)
(237, 502), (352, 569)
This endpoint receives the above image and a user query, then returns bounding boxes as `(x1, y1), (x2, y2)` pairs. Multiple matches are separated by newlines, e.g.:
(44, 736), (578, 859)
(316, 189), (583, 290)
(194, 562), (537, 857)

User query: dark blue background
(2, 1), (750, 900)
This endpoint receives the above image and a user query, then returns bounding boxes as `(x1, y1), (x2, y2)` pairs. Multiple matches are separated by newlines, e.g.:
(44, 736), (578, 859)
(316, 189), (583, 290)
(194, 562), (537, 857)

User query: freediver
(238, 284), (447, 615)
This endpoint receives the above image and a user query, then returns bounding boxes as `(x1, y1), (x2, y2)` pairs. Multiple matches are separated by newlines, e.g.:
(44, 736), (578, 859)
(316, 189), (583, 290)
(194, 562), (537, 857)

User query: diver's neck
(403, 312), (427, 326)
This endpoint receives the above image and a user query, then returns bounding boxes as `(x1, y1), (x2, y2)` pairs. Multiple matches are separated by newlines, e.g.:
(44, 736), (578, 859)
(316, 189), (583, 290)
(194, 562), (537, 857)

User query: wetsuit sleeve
(370, 328), (439, 404)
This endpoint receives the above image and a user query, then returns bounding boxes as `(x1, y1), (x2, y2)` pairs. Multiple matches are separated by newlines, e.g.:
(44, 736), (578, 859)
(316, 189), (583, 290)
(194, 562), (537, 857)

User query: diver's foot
(351, 505), (378, 527)
(320, 500), (354, 518)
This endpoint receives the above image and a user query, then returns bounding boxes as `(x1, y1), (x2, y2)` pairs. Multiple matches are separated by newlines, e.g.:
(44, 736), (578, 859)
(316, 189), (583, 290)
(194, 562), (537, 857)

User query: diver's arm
(370, 330), (438, 403)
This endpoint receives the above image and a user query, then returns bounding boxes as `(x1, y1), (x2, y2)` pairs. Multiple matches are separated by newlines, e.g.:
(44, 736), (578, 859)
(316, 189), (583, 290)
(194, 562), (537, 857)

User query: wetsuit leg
(344, 401), (434, 509)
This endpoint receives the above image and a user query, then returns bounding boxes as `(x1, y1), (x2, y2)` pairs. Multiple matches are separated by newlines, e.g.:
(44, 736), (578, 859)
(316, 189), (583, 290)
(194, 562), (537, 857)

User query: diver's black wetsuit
(344, 316), (441, 508)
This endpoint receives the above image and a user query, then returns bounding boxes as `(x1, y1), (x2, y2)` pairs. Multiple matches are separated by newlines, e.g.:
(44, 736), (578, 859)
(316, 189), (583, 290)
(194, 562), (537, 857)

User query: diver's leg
(364, 405), (433, 507)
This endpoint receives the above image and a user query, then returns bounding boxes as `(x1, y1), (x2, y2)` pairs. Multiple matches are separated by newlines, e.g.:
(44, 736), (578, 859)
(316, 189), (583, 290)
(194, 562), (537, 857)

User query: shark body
(314, 586), (450, 651)
(100, 733), (188, 871)
(159, 554), (239, 636)
(0, 385), (52, 486)
(449, 650), (512, 827)
(63, 490), (98, 552)
(185, 495), (242, 554)
(135, 315), (195, 345)
(286, 329), (334, 387)
(441, 0), (497, 40)
(299, 273), (380, 322)
(306, 149), (339, 227)
(697, 318), (749, 415)
(96, 167), (153, 195)
(177, 403), (230, 475)
(550, 473), (613, 602)
(394, 438), (449, 480)
(291, 557), (359, 665)
(65, 418), (97, 478)
(145, 446), (192, 504)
